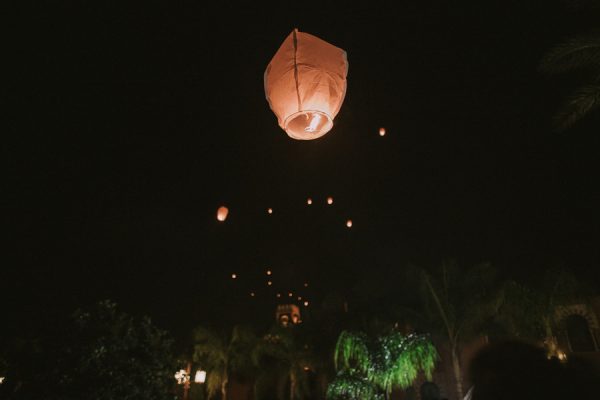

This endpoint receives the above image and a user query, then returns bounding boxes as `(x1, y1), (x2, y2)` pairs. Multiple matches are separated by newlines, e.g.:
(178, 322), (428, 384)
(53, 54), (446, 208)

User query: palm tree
(252, 327), (313, 400)
(329, 329), (437, 400)
(193, 325), (257, 400)
(416, 261), (501, 400)
(540, 30), (600, 130)
(495, 268), (583, 356)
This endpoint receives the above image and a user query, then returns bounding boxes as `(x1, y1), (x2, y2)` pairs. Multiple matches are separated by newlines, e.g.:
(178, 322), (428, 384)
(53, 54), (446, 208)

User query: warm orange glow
(304, 301), (309, 306)
(379, 127), (386, 136)
(231, 273), (237, 279)
(288, 292), (293, 297)
(327, 197), (333, 205)
(217, 206), (229, 221)
(267, 281), (272, 286)
(277, 293), (281, 297)
(264, 29), (348, 140)
(267, 270), (272, 275)
(307, 198), (312, 205)
(346, 219), (352, 228)
(250, 292), (255, 297)
(298, 296), (302, 300)
(267, 208), (273, 214)
(303, 366), (310, 371)
(304, 282), (309, 287)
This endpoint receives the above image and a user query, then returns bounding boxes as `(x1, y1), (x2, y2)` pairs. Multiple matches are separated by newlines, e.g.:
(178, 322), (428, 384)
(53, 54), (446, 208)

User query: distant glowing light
(346, 219), (352, 228)
(268, 208), (273, 214)
(250, 292), (255, 297)
(194, 370), (207, 383)
(277, 293), (281, 297)
(0, 377), (4, 384)
(379, 127), (386, 136)
(303, 366), (310, 371)
(267, 270), (272, 275)
(298, 296), (302, 301)
(327, 197), (333, 205)
(305, 113), (322, 133)
(304, 282), (309, 287)
(217, 206), (229, 221)
(267, 281), (272, 286)
(231, 273), (237, 279)
(307, 198), (312, 205)
(175, 369), (190, 385)
(304, 301), (309, 306)
(288, 292), (293, 297)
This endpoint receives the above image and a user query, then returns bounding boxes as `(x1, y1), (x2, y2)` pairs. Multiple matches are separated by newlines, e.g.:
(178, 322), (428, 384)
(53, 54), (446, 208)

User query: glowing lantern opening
(268, 281), (273, 286)
(379, 127), (386, 136)
(346, 219), (352, 228)
(194, 370), (206, 383)
(217, 206), (229, 222)
(307, 198), (312, 205)
(264, 29), (348, 140)
(304, 301), (309, 307)
(267, 208), (273, 214)
(327, 197), (333, 205)
(231, 273), (237, 279)
(267, 270), (272, 275)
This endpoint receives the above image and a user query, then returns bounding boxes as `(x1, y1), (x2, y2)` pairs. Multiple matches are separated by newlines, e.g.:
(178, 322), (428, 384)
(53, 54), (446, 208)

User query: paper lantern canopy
(217, 206), (229, 222)
(264, 29), (348, 140)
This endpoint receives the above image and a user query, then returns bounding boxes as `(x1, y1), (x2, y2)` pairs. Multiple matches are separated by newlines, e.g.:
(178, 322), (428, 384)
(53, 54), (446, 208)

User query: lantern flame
(346, 219), (352, 228)
(379, 127), (386, 136)
(305, 113), (322, 132)
(327, 197), (333, 205)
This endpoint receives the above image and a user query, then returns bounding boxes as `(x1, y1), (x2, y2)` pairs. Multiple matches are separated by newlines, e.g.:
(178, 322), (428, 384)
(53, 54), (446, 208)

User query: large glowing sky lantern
(264, 29), (348, 140)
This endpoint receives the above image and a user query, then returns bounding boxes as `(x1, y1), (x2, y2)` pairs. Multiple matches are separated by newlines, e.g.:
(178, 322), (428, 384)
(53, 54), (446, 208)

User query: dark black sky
(5, 1), (600, 339)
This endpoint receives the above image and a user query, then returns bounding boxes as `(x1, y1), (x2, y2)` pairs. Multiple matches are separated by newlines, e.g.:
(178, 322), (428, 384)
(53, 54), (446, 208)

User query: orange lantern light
(346, 219), (352, 228)
(307, 198), (312, 205)
(267, 208), (273, 214)
(217, 206), (229, 222)
(327, 197), (333, 205)
(264, 29), (348, 140)
(379, 127), (386, 137)
(231, 273), (237, 279)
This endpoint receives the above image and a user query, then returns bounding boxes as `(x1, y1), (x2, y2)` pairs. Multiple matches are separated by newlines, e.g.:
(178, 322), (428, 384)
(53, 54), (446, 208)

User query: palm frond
(554, 84), (600, 131)
(540, 35), (600, 74)
(333, 331), (370, 372)
(206, 367), (225, 400)
(326, 369), (383, 400)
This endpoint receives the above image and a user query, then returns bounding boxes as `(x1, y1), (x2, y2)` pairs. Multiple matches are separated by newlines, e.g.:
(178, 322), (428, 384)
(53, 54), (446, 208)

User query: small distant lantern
(346, 219), (352, 228)
(268, 281), (273, 286)
(277, 293), (281, 297)
(288, 292), (293, 297)
(268, 208), (273, 214)
(298, 296), (302, 301)
(264, 29), (349, 140)
(231, 273), (237, 279)
(304, 282), (308, 287)
(250, 292), (255, 297)
(307, 198), (313, 205)
(327, 197), (333, 205)
(379, 127), (386, 136)
(267, 270), (272, 275)
(217, 206), (229, 222)
(194, 370), (207, 383)
(304, 301), (309, 307)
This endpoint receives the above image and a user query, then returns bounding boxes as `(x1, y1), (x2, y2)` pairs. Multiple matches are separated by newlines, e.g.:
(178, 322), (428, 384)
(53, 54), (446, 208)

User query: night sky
(5, 2), (600, 340)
